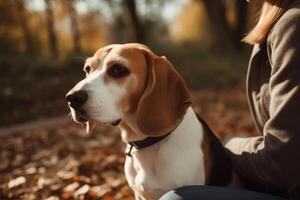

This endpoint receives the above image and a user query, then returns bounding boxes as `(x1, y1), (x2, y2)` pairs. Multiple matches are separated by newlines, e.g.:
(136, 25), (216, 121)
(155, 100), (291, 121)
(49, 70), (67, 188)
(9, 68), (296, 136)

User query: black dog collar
(126, 133), (171, 157)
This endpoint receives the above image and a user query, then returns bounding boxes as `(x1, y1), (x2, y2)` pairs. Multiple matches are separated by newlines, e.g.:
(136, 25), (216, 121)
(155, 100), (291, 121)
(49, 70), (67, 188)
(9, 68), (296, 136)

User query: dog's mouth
(72, 109), (88, 123)
(111, 119), (121, 127)
(71, 108), (121, 127)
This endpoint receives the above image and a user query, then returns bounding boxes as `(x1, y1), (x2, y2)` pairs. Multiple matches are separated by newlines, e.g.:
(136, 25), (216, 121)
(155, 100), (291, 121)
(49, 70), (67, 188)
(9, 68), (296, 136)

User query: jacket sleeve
(225, 14), (300, 190)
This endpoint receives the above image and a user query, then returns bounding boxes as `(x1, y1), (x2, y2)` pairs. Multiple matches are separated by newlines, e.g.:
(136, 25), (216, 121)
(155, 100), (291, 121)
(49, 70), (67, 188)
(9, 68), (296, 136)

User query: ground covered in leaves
(0, 86), (258, 200)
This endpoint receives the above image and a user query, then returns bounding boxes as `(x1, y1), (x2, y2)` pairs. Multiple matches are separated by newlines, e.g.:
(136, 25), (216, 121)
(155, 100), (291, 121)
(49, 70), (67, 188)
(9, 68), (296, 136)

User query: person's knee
(159, 186), (287, 200)
(159, 190), (183, 200)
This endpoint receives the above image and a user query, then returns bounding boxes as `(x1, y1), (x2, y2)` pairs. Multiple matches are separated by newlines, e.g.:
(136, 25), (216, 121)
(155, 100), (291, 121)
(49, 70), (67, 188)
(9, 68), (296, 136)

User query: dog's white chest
(124, 108), (206, 200)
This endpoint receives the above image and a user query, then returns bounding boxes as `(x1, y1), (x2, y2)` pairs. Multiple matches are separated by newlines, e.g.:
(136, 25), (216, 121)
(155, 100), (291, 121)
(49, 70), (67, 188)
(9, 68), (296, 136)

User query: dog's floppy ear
(136, 54), (192, 136)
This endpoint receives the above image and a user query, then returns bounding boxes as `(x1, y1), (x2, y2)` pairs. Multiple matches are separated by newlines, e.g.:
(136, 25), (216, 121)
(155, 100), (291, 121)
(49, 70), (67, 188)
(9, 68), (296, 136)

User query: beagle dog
(66, 43), (233, 200)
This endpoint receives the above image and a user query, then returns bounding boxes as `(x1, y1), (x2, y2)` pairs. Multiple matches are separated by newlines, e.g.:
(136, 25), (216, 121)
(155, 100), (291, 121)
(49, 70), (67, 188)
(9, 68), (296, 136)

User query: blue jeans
(159, 186), (287, 200)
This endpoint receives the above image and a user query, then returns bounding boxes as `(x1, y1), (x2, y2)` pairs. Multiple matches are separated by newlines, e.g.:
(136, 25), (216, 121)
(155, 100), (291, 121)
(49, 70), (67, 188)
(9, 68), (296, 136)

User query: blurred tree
(123, 0), (145, 42)
(235, 0), (248, 44)
(0, 0), (19, 55)
(64, 0), (81, 53)
(15, 0), (37, 55)
(201, 0), (248, 51)
(102, 0), (171, 44)
(45, 0), (58, 57)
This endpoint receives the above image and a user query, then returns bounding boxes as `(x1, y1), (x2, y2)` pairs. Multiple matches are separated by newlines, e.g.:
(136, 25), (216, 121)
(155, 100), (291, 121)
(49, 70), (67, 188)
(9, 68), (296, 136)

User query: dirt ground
(0, 86), (258, 200)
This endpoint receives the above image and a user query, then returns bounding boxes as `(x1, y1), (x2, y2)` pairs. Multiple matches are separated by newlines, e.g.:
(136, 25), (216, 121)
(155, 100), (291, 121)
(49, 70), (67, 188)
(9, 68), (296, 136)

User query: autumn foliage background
(0, 0), (260, 199)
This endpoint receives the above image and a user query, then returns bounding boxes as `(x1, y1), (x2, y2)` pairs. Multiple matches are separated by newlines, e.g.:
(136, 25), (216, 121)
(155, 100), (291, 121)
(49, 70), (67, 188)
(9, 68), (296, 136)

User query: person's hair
(243, 0), (293, 44)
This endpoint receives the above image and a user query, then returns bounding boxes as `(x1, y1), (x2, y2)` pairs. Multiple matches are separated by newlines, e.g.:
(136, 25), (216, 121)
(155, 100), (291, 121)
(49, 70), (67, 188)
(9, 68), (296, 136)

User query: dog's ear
(136, 54), (192, 136)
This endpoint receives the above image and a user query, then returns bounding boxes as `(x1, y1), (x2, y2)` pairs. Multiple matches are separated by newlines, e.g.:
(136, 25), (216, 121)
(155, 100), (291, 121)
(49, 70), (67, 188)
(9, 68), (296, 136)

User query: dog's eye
(108, 64), (129, 78)
(84, 65), (91, 74)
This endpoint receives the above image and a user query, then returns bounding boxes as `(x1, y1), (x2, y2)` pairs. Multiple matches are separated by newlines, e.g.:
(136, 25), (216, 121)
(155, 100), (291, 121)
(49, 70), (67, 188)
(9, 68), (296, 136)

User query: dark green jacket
(225, 0), (300, 197)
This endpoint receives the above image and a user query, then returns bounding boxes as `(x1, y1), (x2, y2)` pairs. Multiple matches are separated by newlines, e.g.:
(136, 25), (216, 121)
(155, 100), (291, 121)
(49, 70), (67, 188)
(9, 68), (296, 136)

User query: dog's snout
(66, 90), (88, 109)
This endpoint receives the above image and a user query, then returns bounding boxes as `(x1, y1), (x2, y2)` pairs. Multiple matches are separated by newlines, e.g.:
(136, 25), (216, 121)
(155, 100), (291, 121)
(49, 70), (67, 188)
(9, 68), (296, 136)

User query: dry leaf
(8, 176), (26, 189)
(89, 184), (112, 198)
(64, 182), (80, 192)
(37, 177), (53, 189)
(45, 196), (59, 200)
(25, 167), (36, 174)
(57, 170), (75, 180)
(74, 184), (90, 198)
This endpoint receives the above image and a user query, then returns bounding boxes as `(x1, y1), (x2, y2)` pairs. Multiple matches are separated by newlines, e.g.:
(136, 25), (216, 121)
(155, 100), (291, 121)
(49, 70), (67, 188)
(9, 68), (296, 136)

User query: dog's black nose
(66, 90), (88, 109)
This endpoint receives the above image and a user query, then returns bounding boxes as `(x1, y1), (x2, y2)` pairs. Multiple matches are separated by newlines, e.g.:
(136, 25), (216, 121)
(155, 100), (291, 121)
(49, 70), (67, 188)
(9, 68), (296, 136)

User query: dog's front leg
(134, 190), (155, 200)
(134, 192), (143, 200)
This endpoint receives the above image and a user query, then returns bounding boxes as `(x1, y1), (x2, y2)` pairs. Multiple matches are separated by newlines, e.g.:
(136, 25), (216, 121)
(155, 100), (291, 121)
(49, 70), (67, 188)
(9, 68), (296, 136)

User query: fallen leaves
(0, 124), (132, 199)
(0, 86), (256, 199)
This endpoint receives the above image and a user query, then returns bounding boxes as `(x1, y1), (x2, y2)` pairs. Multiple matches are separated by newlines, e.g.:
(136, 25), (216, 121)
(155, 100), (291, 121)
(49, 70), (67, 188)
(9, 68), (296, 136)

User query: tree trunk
(15, 0), (36, 55)
(202, 0), (236, 51)
(66, 0), (81, 53)
(45, 0), (58, 57)
(123, 0), (145, 42)
(234, 0), (248, 48)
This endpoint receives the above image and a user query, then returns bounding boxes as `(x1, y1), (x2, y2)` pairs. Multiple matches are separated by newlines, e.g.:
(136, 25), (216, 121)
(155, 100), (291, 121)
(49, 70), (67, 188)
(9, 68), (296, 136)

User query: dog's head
(66, 43), (191, 136)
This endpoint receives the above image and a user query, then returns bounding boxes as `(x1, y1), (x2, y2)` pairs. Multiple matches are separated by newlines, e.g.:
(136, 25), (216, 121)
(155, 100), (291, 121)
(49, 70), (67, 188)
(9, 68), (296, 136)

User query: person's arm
(225, 14), (300, 190)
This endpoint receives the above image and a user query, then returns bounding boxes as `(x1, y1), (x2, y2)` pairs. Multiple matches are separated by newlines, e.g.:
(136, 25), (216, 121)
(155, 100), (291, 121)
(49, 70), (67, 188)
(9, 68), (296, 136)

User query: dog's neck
(120, 106), (233, 190)
(119, 106), (196, 143)
(119, 113), (149, 143)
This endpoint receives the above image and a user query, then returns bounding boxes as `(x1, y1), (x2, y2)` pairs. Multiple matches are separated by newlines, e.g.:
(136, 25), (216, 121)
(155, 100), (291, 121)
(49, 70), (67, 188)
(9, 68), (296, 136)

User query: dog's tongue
(86, 120), (95, 134)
